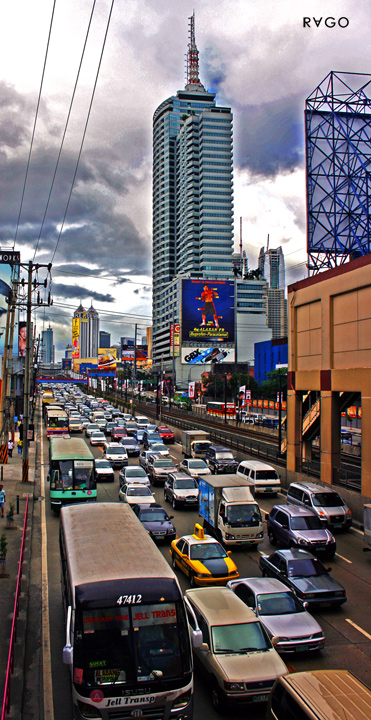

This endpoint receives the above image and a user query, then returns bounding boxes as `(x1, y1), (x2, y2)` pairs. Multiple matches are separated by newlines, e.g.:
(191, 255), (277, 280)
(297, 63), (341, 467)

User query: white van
(236, 460), (281, 495)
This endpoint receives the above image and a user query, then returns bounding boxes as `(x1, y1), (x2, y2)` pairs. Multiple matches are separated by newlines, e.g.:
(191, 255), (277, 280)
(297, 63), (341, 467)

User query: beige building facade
(287, 254), (371, 501)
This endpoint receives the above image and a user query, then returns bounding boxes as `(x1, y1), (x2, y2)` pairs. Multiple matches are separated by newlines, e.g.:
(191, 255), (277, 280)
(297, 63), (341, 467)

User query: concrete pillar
(287, 389), (302, 473)
(320, 392), (341, 486)
(361, 395), (371, 498)
(302, 438), (312, 462)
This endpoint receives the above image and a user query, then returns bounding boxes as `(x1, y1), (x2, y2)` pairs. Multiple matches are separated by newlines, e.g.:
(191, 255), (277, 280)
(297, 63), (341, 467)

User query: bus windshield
(76, 603), (186, 685)
(58, 460), (95, 490)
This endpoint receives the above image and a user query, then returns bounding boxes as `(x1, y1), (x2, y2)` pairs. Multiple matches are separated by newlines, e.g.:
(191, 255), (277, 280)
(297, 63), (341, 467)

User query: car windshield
(127, 487), (151, 496)
(188, 460), (207, 469)
(126, 468), (146, 477)
(107, 447), (125, 454)
(190, 543), (226, 560)
(174, 479), (197, 490)
(154, 459), (174, 467)
(212, 622), (270, 654)
(151, 444), (167, 451)
(227, 504), (261, 525)
(159, 428), (171, 433)
(215, 452), (234, 460)
(140, 510), (168, 522)
(95, 461), (111, 469)
(121, 439), (135, 445)
(311, 492), (345, 507)
(291, 515), (323, 530)
(257, 592), (304, 616)
(288, 558), (326, 577)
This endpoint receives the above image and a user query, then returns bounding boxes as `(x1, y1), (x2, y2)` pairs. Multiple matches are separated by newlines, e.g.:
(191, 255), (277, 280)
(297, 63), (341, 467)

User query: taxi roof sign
(193, 523), (205, 540)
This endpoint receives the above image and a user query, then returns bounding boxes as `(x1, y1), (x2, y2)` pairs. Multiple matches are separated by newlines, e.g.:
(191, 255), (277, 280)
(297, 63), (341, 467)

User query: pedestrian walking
(0, 484), (5, 517)
(8, 439), (13, 458)
(17, 438), (22, 454)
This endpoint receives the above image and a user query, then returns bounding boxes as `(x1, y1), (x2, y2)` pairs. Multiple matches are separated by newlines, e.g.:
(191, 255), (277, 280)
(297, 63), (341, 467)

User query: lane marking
(345, 619), (371, 641)
(350, 526), (363, 537)
(40, 409), (54, 720)
(335, 552), (352, 564)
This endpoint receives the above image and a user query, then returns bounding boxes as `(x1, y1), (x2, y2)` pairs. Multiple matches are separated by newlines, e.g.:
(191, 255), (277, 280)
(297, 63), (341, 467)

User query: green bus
(48, 436), (97, 513)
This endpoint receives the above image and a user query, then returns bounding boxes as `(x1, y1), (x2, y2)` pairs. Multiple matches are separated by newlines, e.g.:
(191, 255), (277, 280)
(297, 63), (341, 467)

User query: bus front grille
(108, 706), (165, 720)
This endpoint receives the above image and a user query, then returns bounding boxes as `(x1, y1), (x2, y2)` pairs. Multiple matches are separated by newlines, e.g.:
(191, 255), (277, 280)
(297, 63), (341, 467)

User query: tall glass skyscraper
(152, 13), (234, 365)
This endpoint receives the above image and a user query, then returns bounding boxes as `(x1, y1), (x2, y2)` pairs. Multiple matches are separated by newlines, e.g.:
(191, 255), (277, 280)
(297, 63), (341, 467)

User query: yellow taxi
(170, 524), (239, 587)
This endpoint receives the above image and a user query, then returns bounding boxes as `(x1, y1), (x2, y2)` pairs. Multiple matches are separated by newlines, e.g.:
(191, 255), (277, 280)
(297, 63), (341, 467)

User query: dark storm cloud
(235, 93), (305, 178)
(54, 264), (104, 277)
(52, 283), (115, 303)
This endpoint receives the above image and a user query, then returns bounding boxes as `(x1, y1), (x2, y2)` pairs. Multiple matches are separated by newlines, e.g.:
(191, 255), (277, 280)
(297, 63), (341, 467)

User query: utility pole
(224, 374), (227, 425)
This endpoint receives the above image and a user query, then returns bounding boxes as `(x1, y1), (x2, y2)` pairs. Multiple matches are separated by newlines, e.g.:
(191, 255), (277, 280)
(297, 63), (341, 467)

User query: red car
(111, 427), (127, 442)
(156, 426), (175, 443)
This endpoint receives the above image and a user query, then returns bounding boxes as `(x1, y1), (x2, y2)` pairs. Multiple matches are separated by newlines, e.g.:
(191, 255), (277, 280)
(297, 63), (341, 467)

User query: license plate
(298, 644), (310, 652)
(253, 694), (269, 703)
(320, 601), (331, 607)
(333, 523), (342, 528)
(316, 547), (325, 551)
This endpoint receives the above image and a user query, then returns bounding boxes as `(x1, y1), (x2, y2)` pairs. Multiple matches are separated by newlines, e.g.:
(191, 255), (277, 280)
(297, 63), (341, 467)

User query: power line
(13, 0), (57, 250)
(32, 0), (98, 263)
(51, 0), (115, 265)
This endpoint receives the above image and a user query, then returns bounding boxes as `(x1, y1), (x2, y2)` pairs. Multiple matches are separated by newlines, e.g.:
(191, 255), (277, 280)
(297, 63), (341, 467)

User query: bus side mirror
(192, 629), (203, 649)
(46, 474), (50, 483)
(63, 644), (73, 665)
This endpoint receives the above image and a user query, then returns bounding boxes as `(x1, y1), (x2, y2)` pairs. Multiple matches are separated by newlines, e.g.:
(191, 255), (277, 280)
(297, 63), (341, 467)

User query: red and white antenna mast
(185, 11), (205, 89)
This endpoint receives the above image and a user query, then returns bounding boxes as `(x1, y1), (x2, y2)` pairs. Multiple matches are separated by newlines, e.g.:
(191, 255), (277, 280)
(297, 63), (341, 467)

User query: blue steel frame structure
(306, 71), (371, 273)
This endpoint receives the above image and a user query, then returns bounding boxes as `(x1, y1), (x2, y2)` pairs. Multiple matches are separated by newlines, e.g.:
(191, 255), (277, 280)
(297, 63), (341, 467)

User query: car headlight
(229, 570), (239, 576)
(313, 632), (325, 639)
(298, 538), (308, 545)
(225, 533), (235, 540)
(172, 690), (192, 710)
(196, 572), (210, 578)
(224, 682), (245, 692)
(335, 591), (345, 597)
(256, 531), (264, 538)
(330, 536), (336, 543)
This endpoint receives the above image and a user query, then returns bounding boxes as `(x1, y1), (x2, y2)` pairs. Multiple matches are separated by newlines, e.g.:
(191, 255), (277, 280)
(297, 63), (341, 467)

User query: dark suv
(205, 445), (238, 474)
(267, 505), (336, 559)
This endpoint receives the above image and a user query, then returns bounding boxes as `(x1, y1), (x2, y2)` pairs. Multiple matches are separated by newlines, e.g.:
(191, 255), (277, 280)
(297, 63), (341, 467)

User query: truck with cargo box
(198, 474), (264, 546)
(182, 430), (211, 459)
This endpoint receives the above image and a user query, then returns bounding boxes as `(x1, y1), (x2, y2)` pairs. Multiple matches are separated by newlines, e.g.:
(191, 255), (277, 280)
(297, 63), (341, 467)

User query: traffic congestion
(42, 384), (371, 720)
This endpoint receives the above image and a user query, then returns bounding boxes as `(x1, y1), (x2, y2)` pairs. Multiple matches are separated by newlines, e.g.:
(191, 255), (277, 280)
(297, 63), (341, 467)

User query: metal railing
(1, 493), (29, 720)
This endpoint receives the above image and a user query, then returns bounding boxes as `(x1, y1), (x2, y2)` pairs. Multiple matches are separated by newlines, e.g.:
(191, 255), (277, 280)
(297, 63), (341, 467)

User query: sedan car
(170, 524), (239, 587)
(111, 427), (127, 442)
(89, 431), (106, 446)
(132, 503), (176, 543)
(148, 442), (169, 457)
(147, 455), (178, 485)
(179, 458), (211, 480)
(119, 483), (156, 505)
(164, 472), (199, 509)
(119, 437), (140, 457)
(156, 426), (175, 443)
(134, 429), (145, 444)
(94, 458), (115, 483)
(227, 577), (325, 654)
(259, 549), (347, 607)
(143, 432), (163, 449)
(85, 423), (99, 438)
(118, 465), (150, 486)
(267, 505), (336, 559)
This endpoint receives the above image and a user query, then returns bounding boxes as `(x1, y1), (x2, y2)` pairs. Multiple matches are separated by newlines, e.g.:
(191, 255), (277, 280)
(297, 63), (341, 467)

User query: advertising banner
(72, 318), (80, 358)
(182, 279), (235, 343)
(98, 347), (117, 372)
(181, 347), (235, 364)
(170, 323), (180, 357)
(188, 381), (196, 399)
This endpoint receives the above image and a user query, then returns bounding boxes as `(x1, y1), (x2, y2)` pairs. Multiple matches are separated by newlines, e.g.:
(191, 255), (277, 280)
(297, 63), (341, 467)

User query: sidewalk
(0, 417), (40, 719)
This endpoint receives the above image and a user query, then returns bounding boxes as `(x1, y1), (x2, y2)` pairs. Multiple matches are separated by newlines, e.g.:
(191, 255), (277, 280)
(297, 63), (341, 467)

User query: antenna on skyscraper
(240, 217), (243, 255)
(266, 234), (270, 252)
(185, 11), (205, 89)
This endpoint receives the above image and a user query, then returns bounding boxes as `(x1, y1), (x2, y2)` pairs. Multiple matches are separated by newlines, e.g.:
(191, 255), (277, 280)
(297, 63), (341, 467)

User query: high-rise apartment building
(152, 13), (234, 366)
(73, 303), (99, 358)
(258, 245), (287, 339)
(99, 331), (111, 348)
(40, 326), (54, 363)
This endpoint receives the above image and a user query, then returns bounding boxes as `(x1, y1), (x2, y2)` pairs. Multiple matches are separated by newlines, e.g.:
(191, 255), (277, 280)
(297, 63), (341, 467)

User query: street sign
(0, 251), (20, 264)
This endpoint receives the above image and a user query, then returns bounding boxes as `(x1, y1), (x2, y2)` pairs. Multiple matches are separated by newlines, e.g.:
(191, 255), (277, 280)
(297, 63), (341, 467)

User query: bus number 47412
(117, 594), (142, 605)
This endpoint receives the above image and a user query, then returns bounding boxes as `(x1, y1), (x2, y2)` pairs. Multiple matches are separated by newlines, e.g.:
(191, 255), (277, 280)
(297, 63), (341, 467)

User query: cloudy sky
(0, 0), (368, 357)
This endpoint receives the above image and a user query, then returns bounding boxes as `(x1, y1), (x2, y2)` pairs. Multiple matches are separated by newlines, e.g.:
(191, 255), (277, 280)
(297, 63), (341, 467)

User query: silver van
(286, 481), (352, 530)
(236, 461), (281, 495)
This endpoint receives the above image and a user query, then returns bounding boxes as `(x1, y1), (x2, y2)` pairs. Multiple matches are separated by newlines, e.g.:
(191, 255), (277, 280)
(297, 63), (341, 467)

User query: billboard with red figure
(181, 279), (235, 344)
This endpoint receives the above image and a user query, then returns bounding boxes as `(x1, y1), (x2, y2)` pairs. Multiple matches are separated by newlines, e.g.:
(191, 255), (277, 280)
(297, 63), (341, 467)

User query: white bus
(60, 503), (197, 720)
